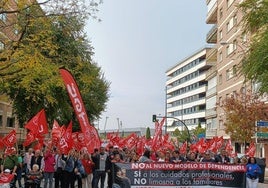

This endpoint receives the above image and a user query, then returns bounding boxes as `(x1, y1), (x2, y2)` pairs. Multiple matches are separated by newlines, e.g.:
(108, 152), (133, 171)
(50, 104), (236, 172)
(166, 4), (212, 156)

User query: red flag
(23, 131), (36, 147)
(179, 141), (188, 154)
(25, 109), (48, 135)
(59, 68), (100, 153)
(59, 121), (73, 154)
(51, 120), (62, 143)
(2, 130), (16, 147)
(151, 117), (165, 151)
(4, 147), (16, 155)
(118, 133), (138, 149)
(246, 142), (256, 157)
(225, 139), (233, 154)
(0, 173), (14, 184)
(136, 136), (146, 156)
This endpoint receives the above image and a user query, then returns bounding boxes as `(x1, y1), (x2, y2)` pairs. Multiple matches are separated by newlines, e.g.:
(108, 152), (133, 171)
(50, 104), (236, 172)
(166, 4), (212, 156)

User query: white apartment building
(166, 47), (213, 133)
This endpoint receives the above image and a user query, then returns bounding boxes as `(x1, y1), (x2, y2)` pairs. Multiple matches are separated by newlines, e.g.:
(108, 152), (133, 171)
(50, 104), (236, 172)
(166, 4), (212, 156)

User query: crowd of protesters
(0, 144), (262, 188)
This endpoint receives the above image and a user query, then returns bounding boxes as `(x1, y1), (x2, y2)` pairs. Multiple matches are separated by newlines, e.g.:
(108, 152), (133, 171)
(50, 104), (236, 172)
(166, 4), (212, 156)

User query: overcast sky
(85, 0), (211, 131)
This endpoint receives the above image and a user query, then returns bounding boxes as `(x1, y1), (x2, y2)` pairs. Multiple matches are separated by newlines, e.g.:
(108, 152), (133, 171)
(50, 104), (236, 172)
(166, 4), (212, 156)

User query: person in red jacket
(43, 149), (55, 188)
(81, 153), (94, 188)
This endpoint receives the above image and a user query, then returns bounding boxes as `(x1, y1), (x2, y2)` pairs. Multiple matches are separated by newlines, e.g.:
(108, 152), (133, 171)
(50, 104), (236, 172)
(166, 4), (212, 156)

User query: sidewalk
(258, 167), (268, 187)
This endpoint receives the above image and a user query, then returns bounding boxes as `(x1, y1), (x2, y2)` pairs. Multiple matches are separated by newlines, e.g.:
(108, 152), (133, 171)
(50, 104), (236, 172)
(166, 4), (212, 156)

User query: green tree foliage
(0, 1), (109, 129)
(239, 0), (268, 93)
(173, 128), (189, 143)
(146, 127), (151, 139)
(220, 91), (268, 143)
(192, 122), (206, 139)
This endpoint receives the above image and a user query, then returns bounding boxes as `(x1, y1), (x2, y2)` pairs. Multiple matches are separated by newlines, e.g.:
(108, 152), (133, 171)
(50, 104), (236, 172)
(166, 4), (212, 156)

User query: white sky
(85, 0), (211, 131)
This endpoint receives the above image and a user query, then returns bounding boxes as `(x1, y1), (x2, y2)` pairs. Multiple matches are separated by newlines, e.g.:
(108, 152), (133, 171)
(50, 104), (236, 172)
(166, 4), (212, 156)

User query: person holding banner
(246, 157), (262, 188)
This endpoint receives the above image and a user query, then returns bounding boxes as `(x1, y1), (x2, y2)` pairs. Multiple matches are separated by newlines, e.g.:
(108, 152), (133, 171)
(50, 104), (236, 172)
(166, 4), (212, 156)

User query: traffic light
(152, 114), (157, 122)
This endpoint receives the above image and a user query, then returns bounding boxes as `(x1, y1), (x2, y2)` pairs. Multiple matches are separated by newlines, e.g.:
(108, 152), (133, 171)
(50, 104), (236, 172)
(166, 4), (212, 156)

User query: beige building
(205, 0), (268, 161)
(0, 0), (27, 148)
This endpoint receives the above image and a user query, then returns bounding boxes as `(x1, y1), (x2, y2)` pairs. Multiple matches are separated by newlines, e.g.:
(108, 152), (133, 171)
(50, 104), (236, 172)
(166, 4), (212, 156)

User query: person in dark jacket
(30, 150), (44, 171)
(214, 149), (230, 164)
(91, 146), (108, 188)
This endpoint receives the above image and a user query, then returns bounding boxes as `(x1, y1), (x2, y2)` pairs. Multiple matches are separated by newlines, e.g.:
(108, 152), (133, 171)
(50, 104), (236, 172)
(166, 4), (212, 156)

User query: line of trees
(0, 0), (109, 131)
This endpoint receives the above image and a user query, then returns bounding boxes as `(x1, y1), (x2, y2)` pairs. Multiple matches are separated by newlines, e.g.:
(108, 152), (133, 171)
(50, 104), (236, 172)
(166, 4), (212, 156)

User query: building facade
(0, 0), (27, 147)
(166, 47), (212, 133)
(205, 0), (268, 162)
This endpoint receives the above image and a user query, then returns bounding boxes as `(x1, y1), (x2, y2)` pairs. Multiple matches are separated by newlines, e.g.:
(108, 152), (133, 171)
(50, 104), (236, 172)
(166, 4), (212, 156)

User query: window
(233, 14), (237, 25)
(227, 43), (235, 55)
(219, 52), (223, 62)
(219, 30), (223, 39)
(227, 0), (234, 8)
(14, 24), (19, 35)
(219, 97), (223, 106)
(219, 120), (224, 129)
(233, 40), (237, 51)
(219, 74), (222, 84)
(0, 41), (4, 50)
(0, 12), (7, 22)
(226, 69), (233, 80)
(0, 115), (2, 126)
(227, 17), (235, 32)
(7, 117), (15, 127)
(219, 8), (223, 19)
(233, 65), (237, 76)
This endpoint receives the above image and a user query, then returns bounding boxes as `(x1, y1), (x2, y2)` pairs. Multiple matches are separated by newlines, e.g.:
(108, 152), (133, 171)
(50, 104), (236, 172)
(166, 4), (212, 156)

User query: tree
(220, 90), (268, 143)
(0, 0), (109, 129)
(146, 127), (151, 139)
(192, 122), (206, 140)
(173, 128), (189, 143)
(239, 0), (268, 93)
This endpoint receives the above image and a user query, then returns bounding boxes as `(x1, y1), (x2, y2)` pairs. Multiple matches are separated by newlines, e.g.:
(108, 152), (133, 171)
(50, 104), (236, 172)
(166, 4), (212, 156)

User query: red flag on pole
(25, 109), (48, 135)
(59, 68), (100, 153)
(59, 121), (73, 154)
(23, 131), (36, 147)
(246, 142), (256, 157)
(2, 130), (16, 147)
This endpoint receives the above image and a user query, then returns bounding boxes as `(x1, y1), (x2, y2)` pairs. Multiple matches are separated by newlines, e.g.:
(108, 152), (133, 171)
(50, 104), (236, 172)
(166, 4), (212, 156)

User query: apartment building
(205, 0), (268, 161)
(166, 47), (212, 133)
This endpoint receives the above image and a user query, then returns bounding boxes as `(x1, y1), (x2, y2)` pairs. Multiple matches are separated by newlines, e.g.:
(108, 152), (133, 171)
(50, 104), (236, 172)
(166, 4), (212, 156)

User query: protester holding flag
(1, 147), (18, 175)
(246, 157), (262, 188)
(43, 149), (55, 188)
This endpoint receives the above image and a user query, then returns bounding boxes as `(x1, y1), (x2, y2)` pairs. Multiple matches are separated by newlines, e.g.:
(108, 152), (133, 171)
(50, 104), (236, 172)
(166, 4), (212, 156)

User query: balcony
(206, 24), (217, 44)
(205, 65), (217, 80)
(206, 0), (217, 24)
(206, 86), (217, 98)
(205, 108), (217, 119)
